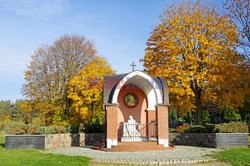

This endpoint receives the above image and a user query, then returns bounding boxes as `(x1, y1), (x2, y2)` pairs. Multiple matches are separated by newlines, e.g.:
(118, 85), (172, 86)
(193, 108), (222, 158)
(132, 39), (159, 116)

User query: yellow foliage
(144, 1), (249, 118)
(68, 57), (115, 124)
(21, 99), (64, 125)
(22, 35), (98, 126)
(21, 100), (32, 113)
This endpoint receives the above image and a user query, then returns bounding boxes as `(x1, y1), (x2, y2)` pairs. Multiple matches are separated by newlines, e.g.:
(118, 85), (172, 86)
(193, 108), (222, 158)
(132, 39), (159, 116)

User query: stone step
(116, 141), (158, 147)
(108, 142), (171, 152)
(109, 146), (167, 152)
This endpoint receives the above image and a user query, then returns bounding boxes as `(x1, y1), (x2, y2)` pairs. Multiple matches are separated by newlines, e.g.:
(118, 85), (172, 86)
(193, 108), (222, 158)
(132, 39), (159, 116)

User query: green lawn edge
(213, 147), (250, 166)
(0, 134), (91, 166)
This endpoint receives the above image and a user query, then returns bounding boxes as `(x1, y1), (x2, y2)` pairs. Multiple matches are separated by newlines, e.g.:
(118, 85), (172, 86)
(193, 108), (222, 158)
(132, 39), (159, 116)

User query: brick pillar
(146, 110), (156, 139)
(105, 104), (118, 148)
(156, 105), (169, 147)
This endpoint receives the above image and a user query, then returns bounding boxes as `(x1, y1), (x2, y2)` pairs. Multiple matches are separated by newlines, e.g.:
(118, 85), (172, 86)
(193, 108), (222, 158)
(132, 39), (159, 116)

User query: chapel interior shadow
(117, 122), (123, 141)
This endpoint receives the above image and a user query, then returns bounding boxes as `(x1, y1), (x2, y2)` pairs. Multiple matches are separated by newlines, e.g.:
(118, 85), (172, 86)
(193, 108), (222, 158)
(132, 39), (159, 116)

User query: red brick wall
(106, 104), (118, 139)
(156, 105), (169, 140)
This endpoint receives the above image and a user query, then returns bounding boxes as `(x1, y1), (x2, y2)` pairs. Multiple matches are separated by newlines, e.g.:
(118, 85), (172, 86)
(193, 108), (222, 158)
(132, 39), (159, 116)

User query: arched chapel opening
(103, 70), (169, 149)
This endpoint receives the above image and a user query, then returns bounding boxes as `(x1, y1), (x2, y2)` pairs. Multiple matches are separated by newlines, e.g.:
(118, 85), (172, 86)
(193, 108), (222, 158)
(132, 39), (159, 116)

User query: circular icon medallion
(124, 93), (138, 108)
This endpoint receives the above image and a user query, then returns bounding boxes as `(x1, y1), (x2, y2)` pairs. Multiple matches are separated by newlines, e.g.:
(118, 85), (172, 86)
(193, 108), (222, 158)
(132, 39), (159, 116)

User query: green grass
(0, 132), (4, 148)
(213, 147), (250, 166)
(0, 134), (90, 166)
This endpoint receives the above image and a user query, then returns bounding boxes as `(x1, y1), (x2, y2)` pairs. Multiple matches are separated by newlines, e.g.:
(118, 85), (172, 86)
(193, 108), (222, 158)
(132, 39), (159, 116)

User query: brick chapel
(103, 70), (170, 150)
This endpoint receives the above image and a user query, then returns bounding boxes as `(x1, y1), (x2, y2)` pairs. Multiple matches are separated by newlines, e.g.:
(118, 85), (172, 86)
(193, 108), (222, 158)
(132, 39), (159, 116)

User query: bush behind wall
(172, 122), (248, 133)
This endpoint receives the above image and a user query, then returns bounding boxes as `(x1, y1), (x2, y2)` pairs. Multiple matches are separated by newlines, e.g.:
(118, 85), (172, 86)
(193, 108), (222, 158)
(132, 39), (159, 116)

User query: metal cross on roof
(130, 61), (136, 71)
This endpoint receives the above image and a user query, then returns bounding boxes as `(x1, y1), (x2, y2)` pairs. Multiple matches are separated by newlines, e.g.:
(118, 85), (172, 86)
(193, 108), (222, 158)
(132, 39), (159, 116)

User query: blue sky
(0, 0), (224, 101)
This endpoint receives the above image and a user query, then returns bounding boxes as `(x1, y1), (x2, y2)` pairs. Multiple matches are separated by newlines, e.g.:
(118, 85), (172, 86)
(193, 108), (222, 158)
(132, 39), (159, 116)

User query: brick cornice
(105, 103), (119, 107)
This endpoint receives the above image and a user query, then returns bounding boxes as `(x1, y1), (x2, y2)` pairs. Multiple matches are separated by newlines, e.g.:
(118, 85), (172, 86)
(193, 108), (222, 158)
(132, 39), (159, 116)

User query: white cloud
(0, 0), (69, 20)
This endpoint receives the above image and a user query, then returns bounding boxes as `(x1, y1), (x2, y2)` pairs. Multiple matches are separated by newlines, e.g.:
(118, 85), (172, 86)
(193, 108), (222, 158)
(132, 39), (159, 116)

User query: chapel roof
(103, 70), (169, 106)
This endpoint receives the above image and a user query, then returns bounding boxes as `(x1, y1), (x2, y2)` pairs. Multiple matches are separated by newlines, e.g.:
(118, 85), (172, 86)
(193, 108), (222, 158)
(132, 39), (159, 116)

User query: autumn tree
(144, 1), (249, 124)
(224, 0), (250, 119)
(225, 0), (250, 59)
(68, 57), (114, 125)
(23, 35), (97, 125)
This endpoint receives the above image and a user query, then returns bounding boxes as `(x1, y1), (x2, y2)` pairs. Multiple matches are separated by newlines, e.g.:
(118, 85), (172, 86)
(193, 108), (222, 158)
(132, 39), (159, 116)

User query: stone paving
(91, 162), (229, 166)
(50, 146), (220, 165)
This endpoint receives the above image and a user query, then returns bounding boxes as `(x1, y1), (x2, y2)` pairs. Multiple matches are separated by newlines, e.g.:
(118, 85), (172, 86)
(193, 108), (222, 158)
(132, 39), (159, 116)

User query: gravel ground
(50, 146), (220, 165)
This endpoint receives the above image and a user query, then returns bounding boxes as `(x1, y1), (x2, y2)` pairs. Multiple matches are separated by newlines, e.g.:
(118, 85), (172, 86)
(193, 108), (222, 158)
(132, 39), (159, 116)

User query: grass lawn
(248, 135), (250, 146)
(213, 147), (250, 166)
(0, 133), (90, 166)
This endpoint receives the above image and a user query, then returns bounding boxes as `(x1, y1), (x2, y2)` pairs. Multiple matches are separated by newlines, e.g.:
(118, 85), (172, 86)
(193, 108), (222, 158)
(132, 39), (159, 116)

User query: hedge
(173, 122), (248, 133)
(3, 121), (68, 135)
(3, 121), (249, 135)
(2, 121), (105, 135)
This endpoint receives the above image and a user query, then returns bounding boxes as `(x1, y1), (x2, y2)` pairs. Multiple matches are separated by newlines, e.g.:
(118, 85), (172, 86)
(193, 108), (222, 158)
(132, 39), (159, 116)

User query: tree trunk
(195, 104), (202, 124)
(194, 88), (203, 124)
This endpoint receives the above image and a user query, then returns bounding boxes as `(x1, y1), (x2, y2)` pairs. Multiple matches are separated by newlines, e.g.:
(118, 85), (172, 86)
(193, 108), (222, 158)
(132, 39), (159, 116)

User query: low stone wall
(5, 133), (248, 149)
(71, 133), (105, 147)
(71, 133), (85, 147)
(5, 133), (105, 150)
(5, 135), (45, 149)
(169, 133), (248, 148)
(85, 133), (105, 146)
(45, 134), (72, 149)
(169, 133), (217, 148)
(216, 133), (248, 148)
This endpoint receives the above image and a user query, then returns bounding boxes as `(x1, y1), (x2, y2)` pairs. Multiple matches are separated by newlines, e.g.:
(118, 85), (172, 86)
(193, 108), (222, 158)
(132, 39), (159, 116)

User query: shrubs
(169, 128), (176, 133)
(67, 122), (105, 133)
(26, 124), (39, 134)
(186, 125), (208, 133)
(3, 121), (68, 135)
(38, 125), (68, 134)
(174, 122), (248, 133)
(219, 107), (241, 122)
(175, 124), (209, 133)
(186, 124), (216, 133)
(175, 124), (191, 133)
(82, 122), (105, 133)
(4, 121), (27, 135)
(3, 121), (248, 135)
(3, 120), (105, 135)
(214, 122), (248, 133)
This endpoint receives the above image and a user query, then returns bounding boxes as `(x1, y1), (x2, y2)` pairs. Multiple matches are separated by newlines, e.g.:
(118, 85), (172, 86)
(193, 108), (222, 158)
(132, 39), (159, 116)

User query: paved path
(91, 161), (229, 166)
(191, 162), (229, 166)
(50, 146), (221, 165)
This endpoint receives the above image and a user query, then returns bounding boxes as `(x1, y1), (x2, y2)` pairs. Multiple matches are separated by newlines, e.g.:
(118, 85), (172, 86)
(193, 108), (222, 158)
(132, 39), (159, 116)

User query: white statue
(121, 115), (142, 142)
